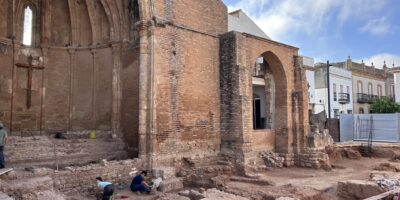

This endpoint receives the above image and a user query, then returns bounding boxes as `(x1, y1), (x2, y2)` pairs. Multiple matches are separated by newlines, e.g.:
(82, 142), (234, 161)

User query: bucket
(88, 130), (96, 139)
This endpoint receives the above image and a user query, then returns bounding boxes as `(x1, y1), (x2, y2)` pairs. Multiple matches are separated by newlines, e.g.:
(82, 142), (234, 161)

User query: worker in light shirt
(96, 177), (114, 200)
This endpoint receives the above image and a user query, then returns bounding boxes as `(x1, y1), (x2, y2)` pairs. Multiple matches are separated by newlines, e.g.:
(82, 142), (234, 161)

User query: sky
(223, 0), (400, 68)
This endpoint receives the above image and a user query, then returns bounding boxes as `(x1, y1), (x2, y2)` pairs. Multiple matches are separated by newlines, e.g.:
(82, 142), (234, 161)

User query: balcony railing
(338, 93), (350, 104)
(357, 93), (369, 103)
(369, 95), (379, 103)
(357, 93), (386, 104)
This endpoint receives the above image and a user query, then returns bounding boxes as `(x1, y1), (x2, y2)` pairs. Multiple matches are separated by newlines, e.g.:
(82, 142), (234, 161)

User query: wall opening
(22, 6), (33, 46)
(253, 93), (265, 129)
(252, 56), (274, 130)
(128, 0), (140, 42)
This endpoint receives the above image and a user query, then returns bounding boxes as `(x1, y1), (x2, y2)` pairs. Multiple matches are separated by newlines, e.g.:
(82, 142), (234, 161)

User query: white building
(315, 63), (353, 118)
(228, 10), (271, 39)
(301, 56), (316, 113)
(331, 57), (394, 114)
(392, 67), (400, 103)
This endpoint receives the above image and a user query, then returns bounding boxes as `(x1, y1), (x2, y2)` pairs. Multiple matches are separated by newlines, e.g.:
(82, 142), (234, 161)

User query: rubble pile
(259, 151), (284, 168)
(376, 178), (400, 190)
(371, 172), (400, 191)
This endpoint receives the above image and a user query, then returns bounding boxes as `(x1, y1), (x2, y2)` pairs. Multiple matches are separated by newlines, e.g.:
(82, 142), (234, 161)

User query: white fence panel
(340, 113), (400, 142)
(340, 114), (353, 142)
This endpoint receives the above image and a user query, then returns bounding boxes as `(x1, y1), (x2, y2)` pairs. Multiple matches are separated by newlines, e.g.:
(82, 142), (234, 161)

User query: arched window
(357, 81), (363, 93)
(368, 83), (373, 95)
(22, 6), (33, 46)
(392, 84), (395, 98)
(377, 85), (383, 97)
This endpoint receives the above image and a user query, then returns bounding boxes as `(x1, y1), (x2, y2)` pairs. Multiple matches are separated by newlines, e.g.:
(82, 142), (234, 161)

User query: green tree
(370, 97), (400, 113)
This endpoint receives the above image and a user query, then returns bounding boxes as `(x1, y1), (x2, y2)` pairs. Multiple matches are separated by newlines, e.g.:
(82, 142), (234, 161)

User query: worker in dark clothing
(96, 177), (114, 200)
(0, 122), (8, 169)
(130, 171), (151, 194)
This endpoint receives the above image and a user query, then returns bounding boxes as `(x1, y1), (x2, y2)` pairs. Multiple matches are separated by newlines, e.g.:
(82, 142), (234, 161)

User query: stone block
(337, 180), (385, 200)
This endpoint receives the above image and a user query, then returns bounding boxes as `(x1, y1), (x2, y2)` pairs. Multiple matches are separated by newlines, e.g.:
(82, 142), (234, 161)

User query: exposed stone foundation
(5, 134), (127, 168)
(298, 149), (331, 169)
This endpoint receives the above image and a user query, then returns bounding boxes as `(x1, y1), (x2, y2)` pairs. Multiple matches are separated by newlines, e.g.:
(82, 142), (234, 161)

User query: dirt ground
(62, 157), (390, 200)
(222, 157), (389, 200)
(259, 157), (388, 190)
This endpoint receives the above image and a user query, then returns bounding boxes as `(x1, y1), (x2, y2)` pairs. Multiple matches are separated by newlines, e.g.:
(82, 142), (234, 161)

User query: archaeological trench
(0, 0), (399, 200)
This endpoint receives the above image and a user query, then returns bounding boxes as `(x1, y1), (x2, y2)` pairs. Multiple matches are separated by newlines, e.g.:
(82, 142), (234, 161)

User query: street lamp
(327, 61), (334, 119)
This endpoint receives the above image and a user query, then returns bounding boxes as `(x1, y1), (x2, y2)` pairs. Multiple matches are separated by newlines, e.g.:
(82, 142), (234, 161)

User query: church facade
(0, 0), (310, 169)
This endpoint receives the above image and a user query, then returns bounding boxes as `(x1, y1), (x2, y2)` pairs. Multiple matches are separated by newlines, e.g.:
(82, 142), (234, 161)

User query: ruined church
(0, 0), (313, 171)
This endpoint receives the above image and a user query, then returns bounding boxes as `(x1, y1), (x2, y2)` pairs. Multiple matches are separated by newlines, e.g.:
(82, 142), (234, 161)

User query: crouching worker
(130, 171), (151, 194)
(96, 177), (114, 200)
(0, 122), (8, 169)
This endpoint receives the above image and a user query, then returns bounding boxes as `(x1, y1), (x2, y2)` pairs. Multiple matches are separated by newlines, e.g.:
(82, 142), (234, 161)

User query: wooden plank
(0, 168), (13, 176)
(364, 188), (400, 200)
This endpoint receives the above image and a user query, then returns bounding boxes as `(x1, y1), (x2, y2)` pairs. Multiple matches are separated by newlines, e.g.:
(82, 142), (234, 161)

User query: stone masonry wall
(53, 159), (142, 194)
(1, 159), (143, 197)
(298, 148), (331, 169)
(4, 134), (127, 168)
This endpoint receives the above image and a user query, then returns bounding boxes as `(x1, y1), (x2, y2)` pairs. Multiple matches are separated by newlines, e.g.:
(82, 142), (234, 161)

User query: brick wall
(0, 1), (138, 152)
(120, 48), (140, 155)
(154, 0), (227, 36)
(219, 31), (311, 168)
(149, 0), (227, 161)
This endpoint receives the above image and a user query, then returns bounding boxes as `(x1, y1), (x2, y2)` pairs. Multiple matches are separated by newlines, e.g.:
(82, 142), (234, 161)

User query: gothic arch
(252, 51), (288, 131)
(17, 0), (40, 47)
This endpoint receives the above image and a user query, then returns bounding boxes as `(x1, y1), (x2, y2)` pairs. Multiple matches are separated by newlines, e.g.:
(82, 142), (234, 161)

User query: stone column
(137, 22), (152, 165)
(67, 48), (76, 131)
(111, 44), (122, 135)
(40, 47), (49, 134)
(91, 48), (97, 130)
(293, 56), (309, 153)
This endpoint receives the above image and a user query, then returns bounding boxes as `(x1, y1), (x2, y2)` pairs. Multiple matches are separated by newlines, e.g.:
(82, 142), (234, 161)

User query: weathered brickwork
(0, 0), (314, 170)
(0, 0), (140, 153)
(220, 32), (310, 168)
(153, 0), (227, 35)
(120, 48), (140, 155)
(152, 26), (221, 161)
